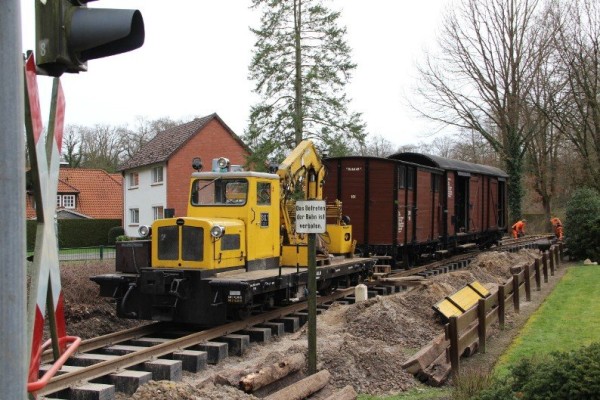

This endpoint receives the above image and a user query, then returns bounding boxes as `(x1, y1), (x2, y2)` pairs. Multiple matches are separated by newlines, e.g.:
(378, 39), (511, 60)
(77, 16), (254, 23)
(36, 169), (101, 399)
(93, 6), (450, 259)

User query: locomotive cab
(151, 169), (281, 272)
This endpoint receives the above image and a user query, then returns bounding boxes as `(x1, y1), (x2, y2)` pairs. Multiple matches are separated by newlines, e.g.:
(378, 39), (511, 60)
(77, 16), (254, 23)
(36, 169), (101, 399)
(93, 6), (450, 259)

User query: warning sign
(295, 200), (326, 233)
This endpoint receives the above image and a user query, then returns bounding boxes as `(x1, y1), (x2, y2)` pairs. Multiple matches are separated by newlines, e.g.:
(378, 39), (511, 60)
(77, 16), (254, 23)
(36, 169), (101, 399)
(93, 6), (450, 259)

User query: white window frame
(153, 205), (164, 220)
(62, 194), (76, 209)
(151, 166), (164, 184)
(56, 195), (61, 208)
(129, 208), (139, 225)
(129, 172), (139, 188)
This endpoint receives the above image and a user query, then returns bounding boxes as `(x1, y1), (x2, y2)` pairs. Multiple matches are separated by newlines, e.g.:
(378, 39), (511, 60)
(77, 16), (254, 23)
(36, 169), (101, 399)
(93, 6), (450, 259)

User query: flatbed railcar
(91, 141), (375, 327)
(323, 153), (508, 267)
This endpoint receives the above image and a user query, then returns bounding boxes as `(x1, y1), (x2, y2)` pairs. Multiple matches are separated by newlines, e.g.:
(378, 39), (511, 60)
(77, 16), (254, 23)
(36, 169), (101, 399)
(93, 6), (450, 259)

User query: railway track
(36, 236), (548, 399)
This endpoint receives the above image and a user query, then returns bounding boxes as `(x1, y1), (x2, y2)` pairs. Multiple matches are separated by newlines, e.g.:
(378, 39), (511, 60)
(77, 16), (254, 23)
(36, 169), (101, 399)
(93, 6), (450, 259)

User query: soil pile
(59, 261), (146, 339)
(58, 248), (542, 397)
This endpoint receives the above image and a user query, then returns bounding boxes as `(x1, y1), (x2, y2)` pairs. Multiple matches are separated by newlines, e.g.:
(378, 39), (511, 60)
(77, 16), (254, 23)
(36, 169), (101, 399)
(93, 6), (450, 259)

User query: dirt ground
(51, 249), (568, 399)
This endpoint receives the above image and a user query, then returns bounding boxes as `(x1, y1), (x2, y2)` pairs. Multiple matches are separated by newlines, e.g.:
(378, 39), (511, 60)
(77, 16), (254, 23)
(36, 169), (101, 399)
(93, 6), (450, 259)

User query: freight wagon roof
(323, 155), (444, 173)
(388, 153), (508, 178)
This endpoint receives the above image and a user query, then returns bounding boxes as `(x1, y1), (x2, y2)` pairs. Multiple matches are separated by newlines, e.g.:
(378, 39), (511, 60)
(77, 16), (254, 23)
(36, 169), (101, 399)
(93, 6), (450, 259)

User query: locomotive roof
(388, 152), (509, 178)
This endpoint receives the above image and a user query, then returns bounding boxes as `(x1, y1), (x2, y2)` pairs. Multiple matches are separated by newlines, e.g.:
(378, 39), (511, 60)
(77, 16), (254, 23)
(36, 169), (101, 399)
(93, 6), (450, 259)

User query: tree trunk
(239, 353), (305, 392)
(264, 369), (330, 400)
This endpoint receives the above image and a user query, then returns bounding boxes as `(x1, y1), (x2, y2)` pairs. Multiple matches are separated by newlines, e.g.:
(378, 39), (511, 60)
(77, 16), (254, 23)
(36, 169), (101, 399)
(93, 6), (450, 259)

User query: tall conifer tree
(246, 0), (366, 164)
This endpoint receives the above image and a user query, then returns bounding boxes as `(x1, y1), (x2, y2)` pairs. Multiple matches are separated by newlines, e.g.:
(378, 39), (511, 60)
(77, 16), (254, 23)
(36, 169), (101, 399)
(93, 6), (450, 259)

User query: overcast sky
(21, 1), (450, 148)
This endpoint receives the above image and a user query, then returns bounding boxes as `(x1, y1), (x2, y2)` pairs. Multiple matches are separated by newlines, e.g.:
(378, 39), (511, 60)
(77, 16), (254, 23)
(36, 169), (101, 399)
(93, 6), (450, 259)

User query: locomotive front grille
(157, 225), (204, 262)
(182, 226), (203, 261)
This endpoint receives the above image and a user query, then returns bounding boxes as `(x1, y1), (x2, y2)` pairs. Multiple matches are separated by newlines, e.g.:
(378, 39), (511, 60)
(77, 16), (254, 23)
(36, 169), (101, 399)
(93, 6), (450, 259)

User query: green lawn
(494, 265), (600, 377)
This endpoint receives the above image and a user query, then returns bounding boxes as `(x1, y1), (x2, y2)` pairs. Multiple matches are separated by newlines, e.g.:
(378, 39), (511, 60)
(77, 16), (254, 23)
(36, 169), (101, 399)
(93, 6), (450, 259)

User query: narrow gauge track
(37, 236), (548, 398)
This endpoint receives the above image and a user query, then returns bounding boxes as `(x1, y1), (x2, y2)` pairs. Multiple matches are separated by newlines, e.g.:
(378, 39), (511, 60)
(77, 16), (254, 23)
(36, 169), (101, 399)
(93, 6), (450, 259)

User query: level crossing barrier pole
(0, 2), (27, 398)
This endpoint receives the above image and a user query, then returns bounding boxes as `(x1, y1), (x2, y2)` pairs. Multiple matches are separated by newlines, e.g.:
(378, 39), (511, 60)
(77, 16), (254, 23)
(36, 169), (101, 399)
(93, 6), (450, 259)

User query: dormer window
(56, 194), (76, 209)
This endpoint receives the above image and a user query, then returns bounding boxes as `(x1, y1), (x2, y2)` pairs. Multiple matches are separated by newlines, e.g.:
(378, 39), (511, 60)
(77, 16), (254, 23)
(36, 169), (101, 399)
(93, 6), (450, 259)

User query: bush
(473, 343), (600, 400)
(564, 188), (600, 261)
(107, 226), (125, 244)
(26, 219), (121, 251)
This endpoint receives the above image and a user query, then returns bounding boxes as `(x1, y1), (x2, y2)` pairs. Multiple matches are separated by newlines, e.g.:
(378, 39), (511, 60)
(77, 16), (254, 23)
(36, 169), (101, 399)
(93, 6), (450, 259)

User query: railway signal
(35, 0), (145, 77)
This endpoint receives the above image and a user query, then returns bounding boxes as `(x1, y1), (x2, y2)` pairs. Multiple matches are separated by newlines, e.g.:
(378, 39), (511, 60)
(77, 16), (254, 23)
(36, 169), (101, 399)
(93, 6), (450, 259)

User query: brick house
(119, 113), (250, 236)
(26, 167), (123, 221)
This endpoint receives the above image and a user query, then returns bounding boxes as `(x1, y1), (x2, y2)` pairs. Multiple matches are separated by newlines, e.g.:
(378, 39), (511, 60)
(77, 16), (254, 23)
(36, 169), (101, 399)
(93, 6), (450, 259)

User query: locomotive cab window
(191, 178), (248, 206)
(257, 182), (271, 205)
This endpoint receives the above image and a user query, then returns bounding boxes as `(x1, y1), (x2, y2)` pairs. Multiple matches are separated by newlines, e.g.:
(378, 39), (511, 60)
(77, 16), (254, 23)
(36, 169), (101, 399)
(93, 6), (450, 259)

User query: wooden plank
(483, 292), (499, 313)
(456, 307), (478, 332)
(468, 281), (490, 297)
(402, 333), (449, 374)
(458, 324), (478, 354)
(433, 300), (462, 320)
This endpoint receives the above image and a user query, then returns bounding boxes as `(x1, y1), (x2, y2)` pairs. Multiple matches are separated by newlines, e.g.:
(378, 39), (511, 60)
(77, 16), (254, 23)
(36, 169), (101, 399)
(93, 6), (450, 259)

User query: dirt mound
(57, 249), (541, 397)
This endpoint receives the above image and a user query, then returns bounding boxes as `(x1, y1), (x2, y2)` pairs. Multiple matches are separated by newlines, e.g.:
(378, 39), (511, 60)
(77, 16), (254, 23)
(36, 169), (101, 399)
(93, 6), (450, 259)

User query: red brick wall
(166, 119), (249, 217)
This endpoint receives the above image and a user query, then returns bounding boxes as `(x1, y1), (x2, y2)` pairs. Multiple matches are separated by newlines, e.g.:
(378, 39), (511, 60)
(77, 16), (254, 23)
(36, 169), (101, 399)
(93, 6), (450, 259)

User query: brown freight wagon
(323, 154), (508, 268)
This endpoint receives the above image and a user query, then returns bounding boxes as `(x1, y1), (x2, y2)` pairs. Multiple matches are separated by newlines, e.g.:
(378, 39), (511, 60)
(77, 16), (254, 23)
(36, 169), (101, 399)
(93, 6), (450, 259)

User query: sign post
(296, 200), (326, 375)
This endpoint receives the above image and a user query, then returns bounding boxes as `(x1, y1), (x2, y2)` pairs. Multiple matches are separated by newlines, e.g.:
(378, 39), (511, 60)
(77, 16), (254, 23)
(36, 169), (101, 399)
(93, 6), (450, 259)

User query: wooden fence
(402, 243), (564, 384)
(447, 244), (563, 375)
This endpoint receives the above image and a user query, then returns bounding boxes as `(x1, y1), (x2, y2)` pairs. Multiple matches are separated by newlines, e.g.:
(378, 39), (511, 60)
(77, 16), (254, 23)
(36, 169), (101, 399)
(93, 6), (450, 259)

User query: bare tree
(413, 0), (548, 220)
(78, 124), (127, 172)
(122, 116), (180, 160)
(61, 125), (82, 167)
(549, 0), (600, 191)
(357, 135), (396, 157)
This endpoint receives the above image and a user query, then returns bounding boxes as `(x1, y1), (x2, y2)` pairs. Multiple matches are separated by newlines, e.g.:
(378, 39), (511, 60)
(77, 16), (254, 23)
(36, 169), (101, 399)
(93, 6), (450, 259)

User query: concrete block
(103, 345), (147, 355)
(173, 349), (207, 372)
(240, 327), (272, 343)
(214, 334), (250, 356)
(257, 322), (285, 337)
(373, 286), (390, 295)
(67, 354), (118, 367)
(367, 290), (378, 298)
(273, 317), (300, 333)
(128, 337), (170, 347)
(291, 312), (308, 325)
(144, 359), (182, 381)
(109, 370), (152, 395)
(195, 341), (228, 364)
(39, 364), (82, 377)
(70, 383), (115, 400)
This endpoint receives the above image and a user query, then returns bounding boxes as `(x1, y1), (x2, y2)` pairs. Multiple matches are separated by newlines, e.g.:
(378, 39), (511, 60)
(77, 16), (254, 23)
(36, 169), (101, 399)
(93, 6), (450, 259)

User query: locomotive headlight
(138, 225), (151, 238)
(210, 225), (225, 238)
(217, 157), (230, 169)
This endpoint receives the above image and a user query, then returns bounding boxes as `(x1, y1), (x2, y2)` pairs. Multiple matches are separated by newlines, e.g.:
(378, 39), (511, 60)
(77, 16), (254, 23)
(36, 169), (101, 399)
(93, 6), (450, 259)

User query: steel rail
(35, 287), (355, 396)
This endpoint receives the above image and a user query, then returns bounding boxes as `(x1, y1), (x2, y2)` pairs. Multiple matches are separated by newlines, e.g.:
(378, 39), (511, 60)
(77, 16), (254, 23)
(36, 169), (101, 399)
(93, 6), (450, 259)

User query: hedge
(26, 219), (122, 251)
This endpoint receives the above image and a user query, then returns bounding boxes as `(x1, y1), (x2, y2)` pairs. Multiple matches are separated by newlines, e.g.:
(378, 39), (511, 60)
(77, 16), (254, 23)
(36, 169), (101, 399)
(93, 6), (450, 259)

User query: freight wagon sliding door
(470, 175), (481, 233)
(415, 168), (434, 242)
(324, 158), (367, 245)
(367, 160), (396, 247)
(455, 174), (470, 233)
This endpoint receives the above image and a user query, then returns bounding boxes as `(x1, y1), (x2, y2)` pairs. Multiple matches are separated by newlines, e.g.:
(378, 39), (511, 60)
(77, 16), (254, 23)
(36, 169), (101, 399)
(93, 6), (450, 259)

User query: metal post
(307, 233), (317, 375)
(0, 2), (27, 399)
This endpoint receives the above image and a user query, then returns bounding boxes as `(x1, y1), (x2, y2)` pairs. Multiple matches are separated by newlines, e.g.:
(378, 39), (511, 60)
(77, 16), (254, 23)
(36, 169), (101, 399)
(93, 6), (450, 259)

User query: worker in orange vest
(512, 219), (526, 238)
(550, 217), (564, 240)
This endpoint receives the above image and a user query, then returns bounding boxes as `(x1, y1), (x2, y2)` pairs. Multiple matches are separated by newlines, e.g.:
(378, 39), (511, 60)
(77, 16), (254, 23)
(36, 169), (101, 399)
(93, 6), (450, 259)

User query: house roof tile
(119, 113), (247, 171)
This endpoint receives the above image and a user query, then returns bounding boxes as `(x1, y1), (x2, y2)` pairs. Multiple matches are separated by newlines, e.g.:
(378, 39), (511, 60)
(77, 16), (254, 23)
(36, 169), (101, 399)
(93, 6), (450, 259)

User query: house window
(153, 206), (164, 220)
(62, 195), (76, 208)
(151, 166), (163, 184)
(56, 194), (76, 209)
(129, 172), (139, 188)
(129, 208), (139, 224)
